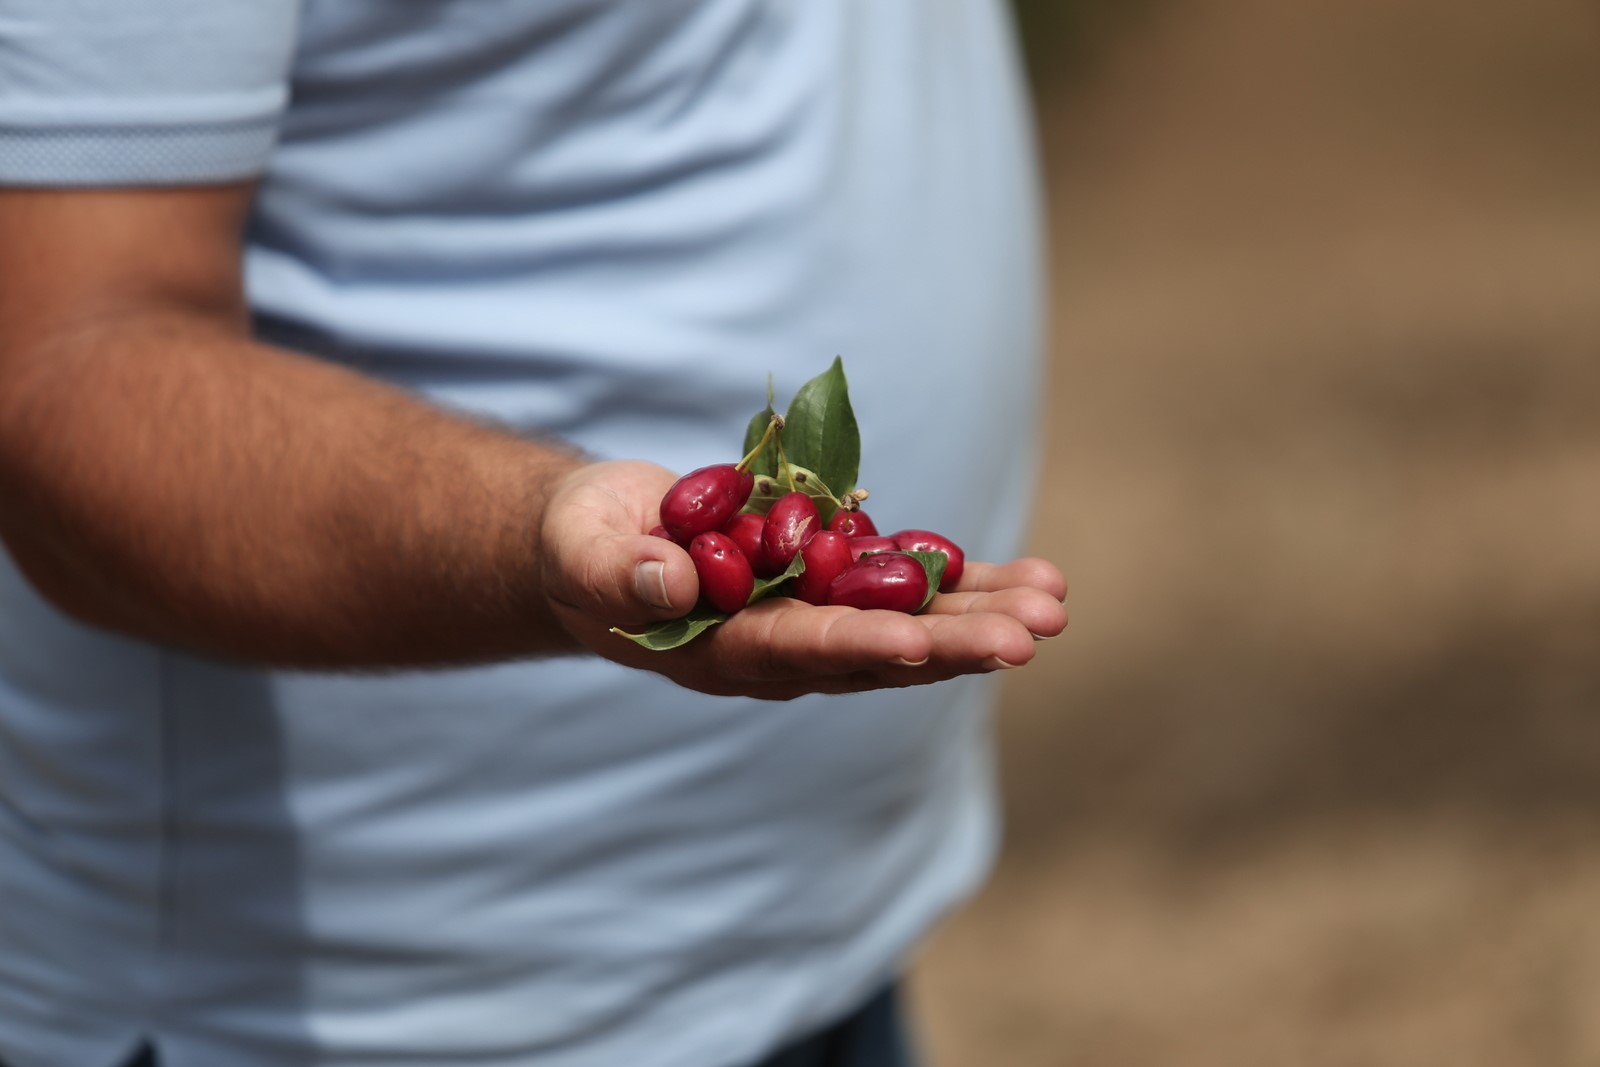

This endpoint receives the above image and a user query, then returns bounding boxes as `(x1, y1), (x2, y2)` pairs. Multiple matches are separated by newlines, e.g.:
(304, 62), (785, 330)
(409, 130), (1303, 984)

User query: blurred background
(913, 0), (1600, 1064)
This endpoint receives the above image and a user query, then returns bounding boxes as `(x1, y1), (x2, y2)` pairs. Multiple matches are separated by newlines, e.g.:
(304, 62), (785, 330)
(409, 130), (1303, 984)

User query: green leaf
(783, 357), (860, 498)
(745, 463), (840, 524)
(903, 550), (950, 613)
(778, 462), (835, 499)
(611, 606), (728, 651)
(742, 473), (785, 515)
(749, 551), (806, 604)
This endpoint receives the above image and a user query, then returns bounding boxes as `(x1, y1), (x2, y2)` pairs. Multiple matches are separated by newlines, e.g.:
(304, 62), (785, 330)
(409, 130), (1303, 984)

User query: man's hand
(540, 460), (1068, 700)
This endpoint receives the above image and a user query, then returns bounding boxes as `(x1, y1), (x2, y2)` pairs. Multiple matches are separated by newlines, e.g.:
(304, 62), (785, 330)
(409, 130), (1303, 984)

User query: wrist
(490, 444), (592, 655)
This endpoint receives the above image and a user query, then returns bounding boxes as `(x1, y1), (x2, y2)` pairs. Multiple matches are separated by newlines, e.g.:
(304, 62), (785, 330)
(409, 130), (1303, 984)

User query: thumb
(548, 529), (700, 627)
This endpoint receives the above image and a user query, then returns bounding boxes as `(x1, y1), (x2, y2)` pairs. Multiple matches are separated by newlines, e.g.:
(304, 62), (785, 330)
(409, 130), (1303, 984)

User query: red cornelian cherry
(889, 529), (964, 592)
(827, 509), (878, 539)
(828, 552), (929, 613)
(846, 535), (898, 561)
(689, 531), (755, 613)
(790, 531), (853, 606)
(660, 464), (755, 546)
(761, 491), (820, 570)
(721, 512), (780, 577)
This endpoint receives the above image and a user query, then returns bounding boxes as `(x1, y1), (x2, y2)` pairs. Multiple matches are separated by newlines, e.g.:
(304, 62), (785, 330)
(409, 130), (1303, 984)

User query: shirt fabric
(0, 3), (1045, 1066)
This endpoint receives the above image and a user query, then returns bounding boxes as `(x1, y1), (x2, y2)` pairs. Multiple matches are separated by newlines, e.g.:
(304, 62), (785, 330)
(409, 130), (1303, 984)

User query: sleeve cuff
(0, 116), (281, 186)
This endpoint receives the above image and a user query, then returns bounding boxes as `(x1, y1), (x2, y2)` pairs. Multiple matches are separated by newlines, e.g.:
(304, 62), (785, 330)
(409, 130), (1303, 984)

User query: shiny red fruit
(889, 529), (964, 591)
(721, 512), (780, 577)
(660, 464), (755, 545)
(828, 552), (929, 613)
(689, 531), (755, 613)
(761, 492), (820, 570)
(790, 531), (853, 606)
(827, 509), (878, 539)
(847, 535), (898, 561)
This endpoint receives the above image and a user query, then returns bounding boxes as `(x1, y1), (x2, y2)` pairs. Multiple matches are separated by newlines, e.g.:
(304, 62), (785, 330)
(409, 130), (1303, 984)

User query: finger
(596, 601), (1040, 700)
(782, 612), (1047, 695)
(920, 611), (1041, 670)
(955, 557), (1067, 600)
(705, 599), (934, 682)
(921, 586), (1068, 639)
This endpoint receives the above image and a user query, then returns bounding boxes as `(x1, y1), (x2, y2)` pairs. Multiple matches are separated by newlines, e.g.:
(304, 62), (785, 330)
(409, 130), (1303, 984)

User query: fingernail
(984, 656), (1021, 671)
(634, 560), (673, 610)
(891, 656), (930, 667)
(1031, 632), (1057, 642)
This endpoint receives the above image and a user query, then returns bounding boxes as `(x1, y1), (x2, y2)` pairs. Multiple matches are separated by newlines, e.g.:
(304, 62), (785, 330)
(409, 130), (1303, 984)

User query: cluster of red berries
(651, 464), (964, 615)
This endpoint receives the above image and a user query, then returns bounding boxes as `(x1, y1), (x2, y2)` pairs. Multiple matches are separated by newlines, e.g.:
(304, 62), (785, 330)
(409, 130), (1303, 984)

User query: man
(0, 2), (1065, 1065)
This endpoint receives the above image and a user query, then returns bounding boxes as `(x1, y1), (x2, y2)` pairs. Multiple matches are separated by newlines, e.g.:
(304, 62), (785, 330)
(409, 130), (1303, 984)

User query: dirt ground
(914, 1), (1600, 1064)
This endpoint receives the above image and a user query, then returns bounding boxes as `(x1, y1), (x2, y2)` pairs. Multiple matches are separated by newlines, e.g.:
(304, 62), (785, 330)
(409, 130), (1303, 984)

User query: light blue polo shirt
(0, 3), (1044, 1066)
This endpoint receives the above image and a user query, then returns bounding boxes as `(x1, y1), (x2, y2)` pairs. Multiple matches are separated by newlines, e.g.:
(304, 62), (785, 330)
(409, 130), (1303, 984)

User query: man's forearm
(0, 308), (589, 667)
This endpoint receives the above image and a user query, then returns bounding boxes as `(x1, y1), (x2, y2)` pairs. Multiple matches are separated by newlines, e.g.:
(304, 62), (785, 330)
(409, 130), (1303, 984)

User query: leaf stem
(736, 414), (784, 474)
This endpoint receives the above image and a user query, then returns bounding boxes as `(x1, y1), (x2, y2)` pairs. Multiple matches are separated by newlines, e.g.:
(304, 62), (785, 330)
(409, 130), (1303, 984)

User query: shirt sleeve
(0, 0), (302, 185)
